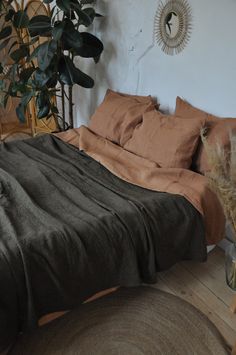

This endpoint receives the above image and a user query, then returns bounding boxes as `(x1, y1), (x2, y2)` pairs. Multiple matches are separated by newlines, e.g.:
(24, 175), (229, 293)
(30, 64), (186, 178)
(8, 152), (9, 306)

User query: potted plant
(0, 0), (104, 131)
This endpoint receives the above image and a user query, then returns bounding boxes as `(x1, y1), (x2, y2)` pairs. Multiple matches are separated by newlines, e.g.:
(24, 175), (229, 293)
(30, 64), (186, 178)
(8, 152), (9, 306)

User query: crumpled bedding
(56, 125), (225, 245)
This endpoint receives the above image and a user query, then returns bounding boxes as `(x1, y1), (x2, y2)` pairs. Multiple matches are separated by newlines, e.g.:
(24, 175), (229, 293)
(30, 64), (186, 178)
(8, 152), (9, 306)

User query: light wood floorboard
(153, 247), (236, 350)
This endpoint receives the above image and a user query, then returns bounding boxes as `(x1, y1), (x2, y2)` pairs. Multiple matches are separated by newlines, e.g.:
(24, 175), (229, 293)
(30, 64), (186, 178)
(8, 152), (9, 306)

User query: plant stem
(61, 83), (66, 130)
(68, 85), (73, 128)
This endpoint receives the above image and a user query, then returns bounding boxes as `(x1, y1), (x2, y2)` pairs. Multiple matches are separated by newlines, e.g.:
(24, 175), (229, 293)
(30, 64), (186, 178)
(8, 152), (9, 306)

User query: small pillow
(124, 111), (205, 169)
(89, 89), (156, 146)
(175, 97), (236, 173)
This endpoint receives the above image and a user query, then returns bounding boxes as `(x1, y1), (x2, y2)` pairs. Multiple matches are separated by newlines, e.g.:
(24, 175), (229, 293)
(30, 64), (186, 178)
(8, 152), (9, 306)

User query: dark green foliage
(16, 104), (26, 122)
(37, 40), (57, 71)
(74, 32), (103, 58)
(0, 0), (104, 127)
(0, 26), (12, 39)
(10, 45), (29, 61)
(5, 9), (15, 21)
(13, 10), (29, 28)
(28, 15), (52, 37)
(59, 56), (94, 88)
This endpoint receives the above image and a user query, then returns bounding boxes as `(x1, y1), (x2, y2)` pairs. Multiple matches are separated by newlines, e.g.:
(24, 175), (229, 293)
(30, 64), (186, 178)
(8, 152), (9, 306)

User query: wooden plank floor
(152, 247), (236, 350)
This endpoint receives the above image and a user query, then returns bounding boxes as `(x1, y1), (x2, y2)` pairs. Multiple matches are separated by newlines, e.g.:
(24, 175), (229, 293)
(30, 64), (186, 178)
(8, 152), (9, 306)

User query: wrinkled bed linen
(0, 133), (208, 352)
(56, 125), (225, 245)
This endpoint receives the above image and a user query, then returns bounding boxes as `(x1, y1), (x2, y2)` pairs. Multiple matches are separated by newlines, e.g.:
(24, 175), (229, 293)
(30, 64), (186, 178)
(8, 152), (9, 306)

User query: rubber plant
(0, 0), (104, 129)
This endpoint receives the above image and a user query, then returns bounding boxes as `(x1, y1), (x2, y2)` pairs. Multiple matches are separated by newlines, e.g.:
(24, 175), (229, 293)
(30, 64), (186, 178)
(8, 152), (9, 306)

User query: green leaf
(10, 46), (29, 62)
(13, 10), (29, 29)
(28, 45), (41, 61)
(0, 26), (12, 40)
(37, 40), (57, 71)
(5, 9), (15, 22)
(59, 56), (94, 88)
(34, 68), (52, 87)
(19, 67), (35, 81)
(28, 15), (51, 37)
(83, 7), (96, 22)
(71, 3), (92, 26)
(0, 37), (11, 51)
(16, 104), (26, 123)
(52, 21), (65, 41)
(21, 91), (34, 106)
(62, 27), (83, 50)
(56, 0), (71, 12)
(36, 92), (50, 118)
(9, 81), (27, 95)
(38, 105), (50, 118)
(73, 66), (94, 88)
(8, 64), (17, 80)
(73, 32), (103, 58)
(59, 56), (73, 85)
(7, 40), (18, 54)
(51, 105), (59, 114)
(43, 0), (54, 3)
(46, 73), (58, 88)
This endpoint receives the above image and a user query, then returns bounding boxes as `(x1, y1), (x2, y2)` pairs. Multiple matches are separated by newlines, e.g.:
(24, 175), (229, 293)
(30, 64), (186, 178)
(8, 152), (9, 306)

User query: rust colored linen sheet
(56, 125), (225, 245)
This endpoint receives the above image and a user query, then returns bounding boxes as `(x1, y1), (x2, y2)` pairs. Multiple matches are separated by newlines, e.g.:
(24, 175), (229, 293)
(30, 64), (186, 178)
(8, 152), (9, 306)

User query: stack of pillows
(89, 89), (236, 174)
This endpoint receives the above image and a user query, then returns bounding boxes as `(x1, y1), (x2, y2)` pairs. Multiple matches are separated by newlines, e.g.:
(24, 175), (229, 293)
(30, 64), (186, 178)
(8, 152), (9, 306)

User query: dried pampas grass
(201, 129), (236, 235)
(201, 129), (236, 289)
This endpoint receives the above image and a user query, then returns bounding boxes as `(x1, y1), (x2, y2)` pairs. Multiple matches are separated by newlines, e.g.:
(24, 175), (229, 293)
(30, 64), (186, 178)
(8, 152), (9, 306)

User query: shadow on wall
(88, 0), (117, 121)
(74, 0), (117, 127)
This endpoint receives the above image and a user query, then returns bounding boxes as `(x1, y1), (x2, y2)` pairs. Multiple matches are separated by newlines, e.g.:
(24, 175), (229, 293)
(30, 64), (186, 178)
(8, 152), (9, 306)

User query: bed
(0, 91), (227, 353)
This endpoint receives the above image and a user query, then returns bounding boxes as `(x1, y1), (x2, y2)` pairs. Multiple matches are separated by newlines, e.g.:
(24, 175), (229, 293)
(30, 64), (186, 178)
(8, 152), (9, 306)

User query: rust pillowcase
(89, 89), (156, 146)
(124, 110), (204, 169)
(175, 96), (236, 174)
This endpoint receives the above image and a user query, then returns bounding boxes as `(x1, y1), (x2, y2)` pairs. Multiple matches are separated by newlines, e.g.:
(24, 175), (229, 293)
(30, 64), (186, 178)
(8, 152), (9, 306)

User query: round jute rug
(10, 287), (229, 355)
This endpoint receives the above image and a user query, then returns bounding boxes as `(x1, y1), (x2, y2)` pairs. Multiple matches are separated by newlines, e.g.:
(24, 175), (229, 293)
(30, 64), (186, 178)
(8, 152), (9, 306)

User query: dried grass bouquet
(201, 129), (236, 289)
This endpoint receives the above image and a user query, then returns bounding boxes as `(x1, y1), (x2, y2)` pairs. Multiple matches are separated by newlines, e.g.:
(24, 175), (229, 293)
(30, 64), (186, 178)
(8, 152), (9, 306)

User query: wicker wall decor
(154, 0), (192, 56)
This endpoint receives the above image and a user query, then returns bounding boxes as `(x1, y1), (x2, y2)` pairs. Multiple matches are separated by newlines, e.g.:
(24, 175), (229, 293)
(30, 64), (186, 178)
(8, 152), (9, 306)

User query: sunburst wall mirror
(154, 0), (192, 55)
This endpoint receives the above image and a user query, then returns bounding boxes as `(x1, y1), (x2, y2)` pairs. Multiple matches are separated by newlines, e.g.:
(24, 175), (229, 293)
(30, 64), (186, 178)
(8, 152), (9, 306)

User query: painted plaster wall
(74, 0), (236, 127)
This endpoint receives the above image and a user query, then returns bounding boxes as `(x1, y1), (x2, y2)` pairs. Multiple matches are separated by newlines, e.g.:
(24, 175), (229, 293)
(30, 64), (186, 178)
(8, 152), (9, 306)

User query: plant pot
(225, 242), (236, 290)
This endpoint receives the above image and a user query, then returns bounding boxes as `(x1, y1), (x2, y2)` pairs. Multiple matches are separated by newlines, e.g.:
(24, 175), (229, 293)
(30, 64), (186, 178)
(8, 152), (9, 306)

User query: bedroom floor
(154, 247), (236, 349)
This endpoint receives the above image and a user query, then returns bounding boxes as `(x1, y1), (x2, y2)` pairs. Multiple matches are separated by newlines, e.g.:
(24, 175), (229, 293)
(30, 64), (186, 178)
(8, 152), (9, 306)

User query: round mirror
(154, 0), (192, 55)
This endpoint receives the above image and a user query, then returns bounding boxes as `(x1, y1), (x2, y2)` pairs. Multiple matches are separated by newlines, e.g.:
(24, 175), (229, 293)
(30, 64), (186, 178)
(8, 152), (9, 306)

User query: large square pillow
(124, 110), (205, 169)
(89, 89), (156, 146)
(175, 97), (236, 174)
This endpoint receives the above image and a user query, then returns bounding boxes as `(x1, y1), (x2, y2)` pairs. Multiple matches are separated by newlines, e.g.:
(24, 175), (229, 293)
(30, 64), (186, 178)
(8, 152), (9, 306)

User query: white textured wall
(74, 0), (236, 127)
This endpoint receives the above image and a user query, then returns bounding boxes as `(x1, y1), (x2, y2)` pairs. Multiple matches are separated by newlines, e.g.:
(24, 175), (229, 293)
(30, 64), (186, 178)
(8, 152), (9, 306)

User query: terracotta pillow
(175, 96), (218, 125)
(89, 89), (156, 146)
(175, 97), (236, 174)
(124, 111), (205, 169)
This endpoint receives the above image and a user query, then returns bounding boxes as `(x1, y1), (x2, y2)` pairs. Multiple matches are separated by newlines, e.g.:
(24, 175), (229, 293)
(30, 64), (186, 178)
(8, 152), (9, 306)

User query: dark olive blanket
(0, 135), (206, 352)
